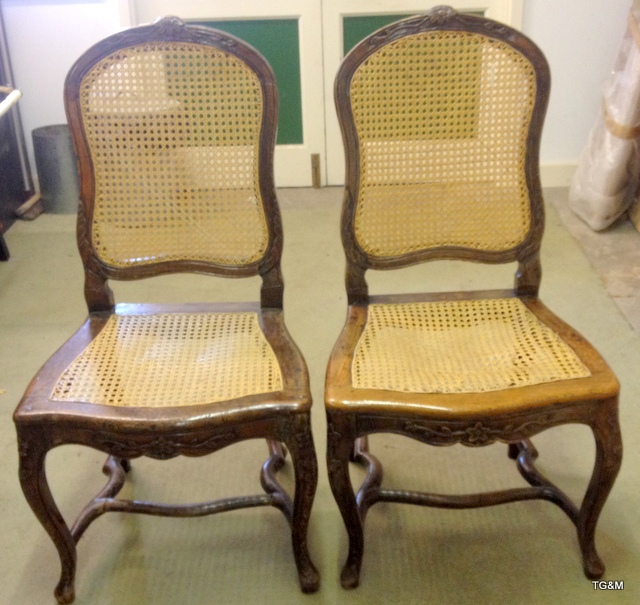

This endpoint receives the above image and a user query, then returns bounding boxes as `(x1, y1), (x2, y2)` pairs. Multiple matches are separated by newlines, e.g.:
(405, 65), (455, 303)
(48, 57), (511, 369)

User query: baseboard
(540, 163), (576, 188)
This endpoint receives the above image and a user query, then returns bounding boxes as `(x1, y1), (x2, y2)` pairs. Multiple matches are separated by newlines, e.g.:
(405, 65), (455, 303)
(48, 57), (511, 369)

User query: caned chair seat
(52, 311), (283, 408)
(352, 298), (590, 395)
(326, 295), (618, 418)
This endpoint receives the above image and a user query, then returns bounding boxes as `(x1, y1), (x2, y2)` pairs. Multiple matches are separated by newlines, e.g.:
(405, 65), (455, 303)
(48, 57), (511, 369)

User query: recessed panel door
(131, 1), (523, 187)
(132, 0), (325, 187)
(322, 0), (524, 185)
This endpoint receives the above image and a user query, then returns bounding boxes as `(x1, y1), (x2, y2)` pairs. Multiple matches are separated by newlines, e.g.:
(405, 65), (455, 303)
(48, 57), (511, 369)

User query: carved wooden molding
(429, 6), (458, 25)
(402, 419), (545, 447)
(330, 408), (579, 449)
(95, 429), (239, 460)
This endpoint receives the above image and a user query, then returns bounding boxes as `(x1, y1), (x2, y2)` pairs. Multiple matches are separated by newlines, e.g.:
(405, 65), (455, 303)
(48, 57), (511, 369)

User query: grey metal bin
(32, 124), (80, 214)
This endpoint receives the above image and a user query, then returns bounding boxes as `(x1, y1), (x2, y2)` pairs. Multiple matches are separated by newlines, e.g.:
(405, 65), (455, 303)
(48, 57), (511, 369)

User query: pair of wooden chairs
(14, 8), (622, 604)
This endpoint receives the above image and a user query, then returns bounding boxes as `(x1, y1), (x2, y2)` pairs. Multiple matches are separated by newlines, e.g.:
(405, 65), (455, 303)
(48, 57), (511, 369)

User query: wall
(1, 0), (633, 187)
(1, 0), (127, 180)
(523, 0), (631, 184)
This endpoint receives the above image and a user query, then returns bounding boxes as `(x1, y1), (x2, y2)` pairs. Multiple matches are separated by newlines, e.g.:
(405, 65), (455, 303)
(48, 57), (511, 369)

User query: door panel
(323, 0), (524, 185)
(192, 19), (303, 146)
(132, 0), (325, 187)
(343, 14), (414, 55)
(131, 1), (523, 187)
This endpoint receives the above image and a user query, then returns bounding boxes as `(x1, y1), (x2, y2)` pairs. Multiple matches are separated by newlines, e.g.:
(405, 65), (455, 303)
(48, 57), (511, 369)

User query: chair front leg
(578, 398), (623, 579)
(17, 429), (77, 604)
(326, 412), (364, 589)
(285, 413), (320, 593)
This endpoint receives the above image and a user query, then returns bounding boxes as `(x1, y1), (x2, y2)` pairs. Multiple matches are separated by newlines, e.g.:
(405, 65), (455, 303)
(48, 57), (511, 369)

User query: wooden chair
(14, 17), (319, 604)
(326, 6), (622, 589)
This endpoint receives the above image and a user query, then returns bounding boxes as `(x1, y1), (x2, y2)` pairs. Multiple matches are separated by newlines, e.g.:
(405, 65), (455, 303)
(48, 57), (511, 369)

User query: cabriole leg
(286, 414), (320, 593)
(578, 399), (623, 579)
(17, 430), (77, 604)
(326, 413), (363, 589)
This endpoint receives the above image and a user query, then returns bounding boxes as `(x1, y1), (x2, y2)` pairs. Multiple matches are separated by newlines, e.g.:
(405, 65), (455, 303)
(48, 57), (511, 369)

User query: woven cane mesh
(79, 42), (268, 268)
(352, 299), (590, 394)
(349, 31), (537, 257)
(52, 313), (283, 407)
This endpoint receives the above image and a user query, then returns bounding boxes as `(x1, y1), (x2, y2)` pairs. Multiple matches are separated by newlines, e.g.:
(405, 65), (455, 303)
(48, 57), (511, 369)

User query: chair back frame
(64, 16), (284, 313)
(334, 7), (551, 304)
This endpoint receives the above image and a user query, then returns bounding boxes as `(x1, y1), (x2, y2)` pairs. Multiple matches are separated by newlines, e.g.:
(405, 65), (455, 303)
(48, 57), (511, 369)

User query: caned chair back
(336, 9), (550, 275)
(65, 18), (280, 279)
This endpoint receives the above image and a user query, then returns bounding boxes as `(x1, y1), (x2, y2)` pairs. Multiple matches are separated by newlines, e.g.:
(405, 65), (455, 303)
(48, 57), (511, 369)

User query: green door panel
(194, 19), (303, 145)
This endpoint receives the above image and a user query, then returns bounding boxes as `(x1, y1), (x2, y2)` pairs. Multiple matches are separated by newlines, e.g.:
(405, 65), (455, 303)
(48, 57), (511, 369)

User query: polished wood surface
(14, 18), (318, 604)
(326, 6), (622, 589)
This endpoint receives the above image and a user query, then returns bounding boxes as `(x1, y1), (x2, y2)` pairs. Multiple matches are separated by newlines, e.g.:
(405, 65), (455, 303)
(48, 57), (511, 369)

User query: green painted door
(132, 1), (521, 186)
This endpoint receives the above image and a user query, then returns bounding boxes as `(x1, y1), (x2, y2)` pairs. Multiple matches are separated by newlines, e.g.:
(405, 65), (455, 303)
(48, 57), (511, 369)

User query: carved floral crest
(428, 6), (457, 25)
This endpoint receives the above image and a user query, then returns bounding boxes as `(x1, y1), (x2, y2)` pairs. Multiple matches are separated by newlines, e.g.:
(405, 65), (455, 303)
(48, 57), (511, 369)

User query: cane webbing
(349, 31), (537, 257)
(352, 299), (590, 394)
(52, 313), (283, 407)
(79, 42), (268, 268)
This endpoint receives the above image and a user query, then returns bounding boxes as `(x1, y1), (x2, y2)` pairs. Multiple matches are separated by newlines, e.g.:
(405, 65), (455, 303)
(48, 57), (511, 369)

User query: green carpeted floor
(1, 187), (638, 604)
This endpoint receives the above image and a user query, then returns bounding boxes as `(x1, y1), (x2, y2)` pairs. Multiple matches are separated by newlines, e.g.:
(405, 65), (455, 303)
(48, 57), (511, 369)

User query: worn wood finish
(64, 16), (285, 314)
(327, 6), (622, 589)
(14, 18), (318, 603)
